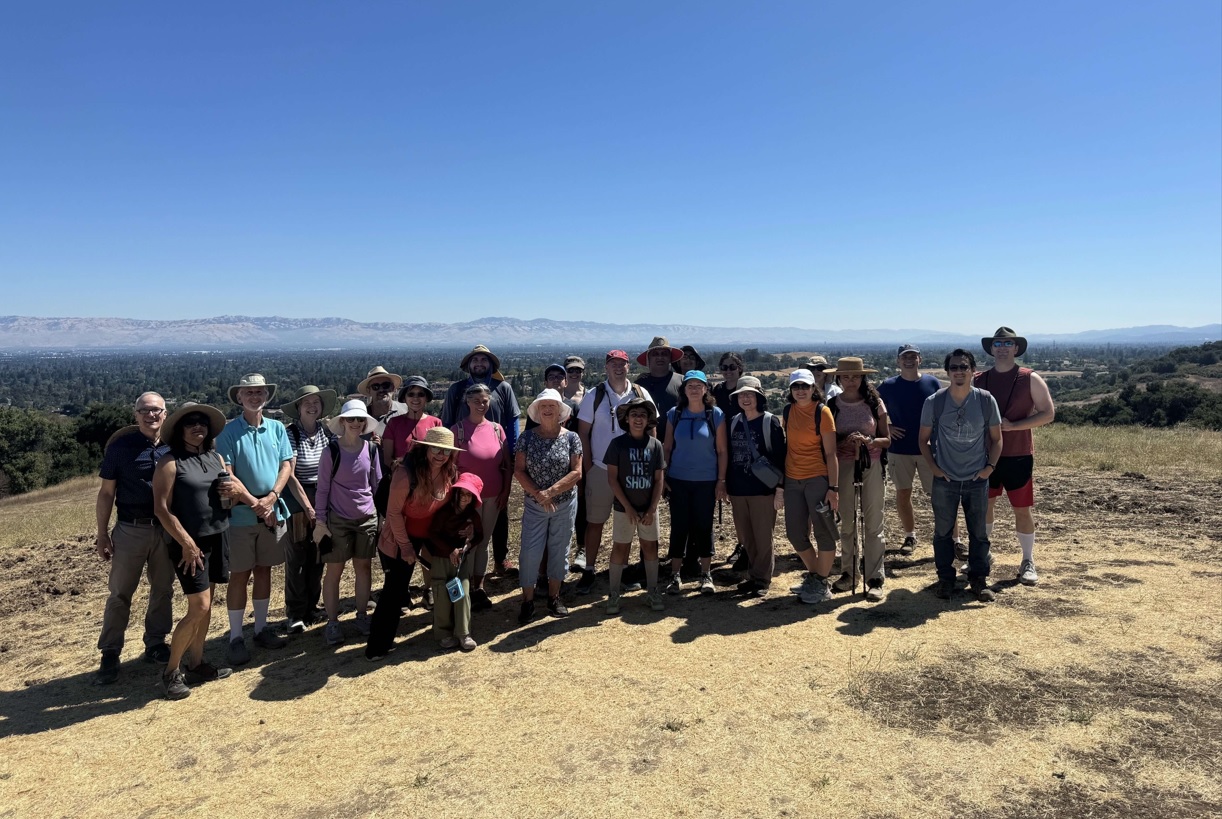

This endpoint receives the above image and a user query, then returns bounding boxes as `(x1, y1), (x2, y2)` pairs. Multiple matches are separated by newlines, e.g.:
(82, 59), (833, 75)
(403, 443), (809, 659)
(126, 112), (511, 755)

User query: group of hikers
(91, 327), (1054, 700)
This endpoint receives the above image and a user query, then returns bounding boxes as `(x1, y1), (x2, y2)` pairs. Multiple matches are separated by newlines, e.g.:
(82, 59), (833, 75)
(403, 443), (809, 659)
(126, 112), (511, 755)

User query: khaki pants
(838, 460), (887, 583)
(729, 495), (776, 586)
(430, 551), (474, 640)
(96, 521), (175, 654)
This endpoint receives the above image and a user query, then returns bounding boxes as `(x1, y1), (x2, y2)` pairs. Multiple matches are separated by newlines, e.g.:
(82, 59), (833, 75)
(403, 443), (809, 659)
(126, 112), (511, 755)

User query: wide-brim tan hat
(615, 396), (658, 430)
(280, 385), (338, 420)
(162, 402), (227, 442)
(327, 399), (380, 437)
(982, 326), (1028, 358)
(460, 345), (502, 373)
(824, 357), (878, 376)
(418, 426), (464, 452)
(357, 366), (404, 397)
(526, 389), (573, 425)
(729, 375), (766, 399)
(228, 373), (277, 405)
(636, 336), (683, 365)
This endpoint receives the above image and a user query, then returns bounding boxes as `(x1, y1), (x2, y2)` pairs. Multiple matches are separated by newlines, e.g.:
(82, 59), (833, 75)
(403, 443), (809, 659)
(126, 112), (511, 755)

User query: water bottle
(217, 471), (234, 509)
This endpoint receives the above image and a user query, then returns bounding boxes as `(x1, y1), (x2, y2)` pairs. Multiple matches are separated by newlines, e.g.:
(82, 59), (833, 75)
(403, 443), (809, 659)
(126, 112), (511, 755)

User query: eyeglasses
(947, 364), (971, 372)
(370, 382), (395, 391)
(136, 408), (166, 417)
(992, 340), (1015, 348)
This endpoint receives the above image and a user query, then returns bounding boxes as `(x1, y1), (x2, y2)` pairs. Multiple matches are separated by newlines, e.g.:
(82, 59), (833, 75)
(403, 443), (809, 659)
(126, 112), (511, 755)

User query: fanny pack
(737, 413), (784, 489)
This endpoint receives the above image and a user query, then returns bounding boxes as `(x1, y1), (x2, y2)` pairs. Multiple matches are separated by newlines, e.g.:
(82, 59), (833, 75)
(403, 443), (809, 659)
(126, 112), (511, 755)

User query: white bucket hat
(327, 399), (379, 436)
(526, 388), (572, 425)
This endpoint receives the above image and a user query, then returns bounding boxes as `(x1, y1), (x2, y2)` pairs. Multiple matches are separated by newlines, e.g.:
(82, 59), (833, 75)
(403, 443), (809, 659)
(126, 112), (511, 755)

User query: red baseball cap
(606, 350), (629, 362)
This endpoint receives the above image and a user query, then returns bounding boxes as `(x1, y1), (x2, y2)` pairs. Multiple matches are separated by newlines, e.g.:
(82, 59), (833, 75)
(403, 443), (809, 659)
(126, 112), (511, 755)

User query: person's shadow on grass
(0, 659), (166, 738)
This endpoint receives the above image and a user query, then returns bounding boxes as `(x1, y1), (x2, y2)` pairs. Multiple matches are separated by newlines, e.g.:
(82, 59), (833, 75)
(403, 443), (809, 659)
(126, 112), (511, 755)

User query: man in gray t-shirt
(919, 349), (1003, 602)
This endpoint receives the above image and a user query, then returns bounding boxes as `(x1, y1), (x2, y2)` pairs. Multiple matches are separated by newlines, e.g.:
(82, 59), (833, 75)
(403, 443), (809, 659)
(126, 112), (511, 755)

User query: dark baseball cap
(897, 344), (921, 355)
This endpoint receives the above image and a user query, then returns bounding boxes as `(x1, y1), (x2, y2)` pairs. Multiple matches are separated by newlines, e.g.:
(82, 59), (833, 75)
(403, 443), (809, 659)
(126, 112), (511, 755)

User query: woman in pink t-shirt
(451, 383), (512, 611)
(381, 376), (443, 469)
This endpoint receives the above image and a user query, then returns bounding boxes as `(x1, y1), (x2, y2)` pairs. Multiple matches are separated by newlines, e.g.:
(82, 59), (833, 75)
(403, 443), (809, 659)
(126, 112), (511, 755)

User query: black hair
(944, 348), (977, 371)
(407, 444), (458, 501)
(169, 415), (216, 455)
(676, 380), (715, 412)
(735, 390), (767, 412)
(617, 404), (658, 433)
(842, 373), (884, 415)
(719, 352), (744, 371)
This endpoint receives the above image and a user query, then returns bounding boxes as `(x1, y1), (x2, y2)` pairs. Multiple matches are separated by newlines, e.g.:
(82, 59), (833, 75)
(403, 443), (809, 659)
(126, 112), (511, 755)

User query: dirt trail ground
(0, 429), (1219, 818)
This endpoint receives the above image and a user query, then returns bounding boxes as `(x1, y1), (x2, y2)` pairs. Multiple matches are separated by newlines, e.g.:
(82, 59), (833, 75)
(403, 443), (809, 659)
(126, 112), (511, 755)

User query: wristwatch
(828, 485), (839, 492)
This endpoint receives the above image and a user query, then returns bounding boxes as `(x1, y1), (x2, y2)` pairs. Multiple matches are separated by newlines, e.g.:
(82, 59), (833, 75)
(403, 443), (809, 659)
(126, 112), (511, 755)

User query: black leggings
(667, 478), (717, 561)
(366, 549), (416, 658)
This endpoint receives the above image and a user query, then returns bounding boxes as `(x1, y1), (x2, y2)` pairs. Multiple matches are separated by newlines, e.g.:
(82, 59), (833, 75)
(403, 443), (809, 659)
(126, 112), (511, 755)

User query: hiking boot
(970, 578), (996, 603)
(94, 650), (121, 685)
(899, 535), (916, 556)
(935, 578), (955, 599)
(736, 578), (760, 594)
(285, 618), (306, 635)
(324, 621), (345, 646)
(253, 629), (287, 650)
(548, 597), (569, 617)
(665, 574), (683, 595)
(161, 668), (191, 700)
(570, 551), (587, 572)
(864, 580), (884, 603)
(576, 570), (596, 595)
(439, 636), (458, 650)
(646, 590), (666, 611)
(517, 599), (536, 624)
(184, 661), (232, 685)
(798, 577), (829, 605)
(790, 573), (813, 593)
(954, 540), (969, 562)
(143, 643), (171, 664)
(227, 637), (251, 666)
(606, 594), (621, 615)
(471, 588), (493, 612)
(698, 574), (715, 595)
(1018, 560), (1039, 586)
(831, 572), (855, 593)
(354, 612), (371, 636)
(459, 635), (477, 652)
(746, 584), (768, 599)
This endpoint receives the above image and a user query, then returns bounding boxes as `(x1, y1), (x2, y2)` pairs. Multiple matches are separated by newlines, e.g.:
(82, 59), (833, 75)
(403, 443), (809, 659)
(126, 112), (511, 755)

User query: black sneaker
(184, 661), (233, 685)
(143, 643), (171, 664)
(161, 668), (191, 700)
(471, 588), (493, 612)
(970, 578), (996, 603)
(935, 578), (955, 599)
(518, 599), (536, 625)
(954, 540), (969, 562)
(899, 535), (916, 557)
(93, 650), (120, 685)
(728, 543), (748, 571)
(576, 570), (596, 595)
(548, 597), (569, 617)
(736, 578), (760, 594)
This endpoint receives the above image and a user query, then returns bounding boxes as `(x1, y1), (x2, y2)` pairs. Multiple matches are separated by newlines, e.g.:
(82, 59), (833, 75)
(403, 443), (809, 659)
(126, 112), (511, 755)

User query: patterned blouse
(515, 428), (582, 503)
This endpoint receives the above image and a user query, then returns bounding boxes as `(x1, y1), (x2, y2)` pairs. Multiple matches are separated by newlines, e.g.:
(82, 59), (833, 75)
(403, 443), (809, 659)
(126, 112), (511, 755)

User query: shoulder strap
(452, 421), (466, 448)
(328, 440), (342, 480)
(288, 422), (301, 450)
(592, 383), (608, 416)
(761, 412), (774, 455)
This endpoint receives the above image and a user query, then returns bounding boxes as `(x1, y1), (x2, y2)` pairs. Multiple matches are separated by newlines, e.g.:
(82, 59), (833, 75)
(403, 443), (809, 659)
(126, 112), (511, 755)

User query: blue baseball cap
(682, 370), (708, 385)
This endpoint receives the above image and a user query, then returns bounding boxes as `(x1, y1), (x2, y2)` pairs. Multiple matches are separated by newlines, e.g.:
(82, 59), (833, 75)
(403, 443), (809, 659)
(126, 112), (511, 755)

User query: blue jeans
(518, 494), (577, 589)
(931, 478), (991, 581)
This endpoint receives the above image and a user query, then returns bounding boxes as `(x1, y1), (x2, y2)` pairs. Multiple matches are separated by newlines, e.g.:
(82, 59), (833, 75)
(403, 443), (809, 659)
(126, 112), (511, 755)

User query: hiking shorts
(229, 522), (288, 573)
(889, 453), (932, 494)
(612, 509), (659, 543)
(988, 455), (1034, 508)
(585, 466), (614, 525)
(168, 531), (230, 595)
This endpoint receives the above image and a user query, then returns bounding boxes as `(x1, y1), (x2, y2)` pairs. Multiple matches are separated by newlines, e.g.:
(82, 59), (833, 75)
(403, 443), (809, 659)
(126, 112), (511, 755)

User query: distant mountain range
(0, 315), (1217, 351)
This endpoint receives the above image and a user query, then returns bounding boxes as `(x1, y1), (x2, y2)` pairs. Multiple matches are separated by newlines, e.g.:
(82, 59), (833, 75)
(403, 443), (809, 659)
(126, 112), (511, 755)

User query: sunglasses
(182, 415), (210, 428)
(370, 382), (395, 391)
(947, 364), (972, 372)
(790, 383), (813, 390)
(992, 340), (1015, 348)
(566, 367), (584, 374)
(343, 417), (367, 424)
(405, 391), (429, 399)
(719, 365), (739, 371)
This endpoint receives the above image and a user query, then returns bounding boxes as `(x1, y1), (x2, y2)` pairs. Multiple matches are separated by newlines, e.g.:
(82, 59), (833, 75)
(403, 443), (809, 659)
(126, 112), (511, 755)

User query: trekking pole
(853, 443), (869, 596)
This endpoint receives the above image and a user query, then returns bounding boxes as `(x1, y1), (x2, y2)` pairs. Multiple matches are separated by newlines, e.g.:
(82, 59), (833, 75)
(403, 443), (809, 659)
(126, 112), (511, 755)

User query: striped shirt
(287, 421), (336, 486)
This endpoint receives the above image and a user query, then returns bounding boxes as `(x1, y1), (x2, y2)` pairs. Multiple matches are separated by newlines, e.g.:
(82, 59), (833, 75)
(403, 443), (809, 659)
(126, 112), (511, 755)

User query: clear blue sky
(2, 2), (1219, 334)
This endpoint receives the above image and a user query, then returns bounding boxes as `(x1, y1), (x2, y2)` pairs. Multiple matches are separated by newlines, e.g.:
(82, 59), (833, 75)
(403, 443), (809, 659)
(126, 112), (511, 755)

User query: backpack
(451, 419), (504, 449)
(666, 406), (717, 439)
(782, 400), (829, 472)
(591, 382), (647, 418)
(327, 439), (380, 485)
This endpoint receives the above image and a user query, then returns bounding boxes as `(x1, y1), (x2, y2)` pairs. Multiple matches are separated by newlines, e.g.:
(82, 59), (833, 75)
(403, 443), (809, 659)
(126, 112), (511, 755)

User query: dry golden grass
(0, 428), (1219, 818)
(1037, 424), (1222, 481)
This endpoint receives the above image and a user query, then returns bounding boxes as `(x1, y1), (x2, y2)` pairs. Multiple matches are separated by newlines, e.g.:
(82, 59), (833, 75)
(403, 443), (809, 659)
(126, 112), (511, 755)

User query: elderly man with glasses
(92, 392), (177, 684)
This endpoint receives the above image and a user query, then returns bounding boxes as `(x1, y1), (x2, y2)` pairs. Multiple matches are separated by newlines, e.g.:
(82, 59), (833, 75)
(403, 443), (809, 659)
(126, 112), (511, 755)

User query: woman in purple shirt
(314, 400), (383, 646)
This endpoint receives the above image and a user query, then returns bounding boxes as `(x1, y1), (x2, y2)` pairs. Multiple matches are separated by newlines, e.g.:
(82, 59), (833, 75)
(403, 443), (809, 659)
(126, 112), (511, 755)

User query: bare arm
(514, 450), (542, 500)
(95, 479), (117, 559)
(714, 418), (728, 501)
(918, 426), (945, 479)
(578, 419), (593, 475)
(1002, 372), (1056, 431)
(606, 462), (637, 523)
(987, 423), (1004, 470)
(821, 411), (840, 513)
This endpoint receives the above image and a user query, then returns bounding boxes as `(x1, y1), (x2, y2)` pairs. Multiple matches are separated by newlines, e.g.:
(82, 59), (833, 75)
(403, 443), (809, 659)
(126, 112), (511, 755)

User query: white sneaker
(798, 578), (829, 605)
(1018, 559), (1039, 586)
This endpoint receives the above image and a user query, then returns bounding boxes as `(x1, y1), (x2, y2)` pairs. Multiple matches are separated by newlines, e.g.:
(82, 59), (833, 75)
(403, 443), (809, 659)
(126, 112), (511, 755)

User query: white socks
(228, 609), (244, 642)
(609, 562), (624, 595)
(1018, 532), (1035, 562)
(985, 523), (994, 538)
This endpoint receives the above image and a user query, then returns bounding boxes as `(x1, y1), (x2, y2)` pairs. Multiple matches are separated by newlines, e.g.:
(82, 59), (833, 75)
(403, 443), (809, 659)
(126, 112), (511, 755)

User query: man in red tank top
(974, 327), (1056, 585)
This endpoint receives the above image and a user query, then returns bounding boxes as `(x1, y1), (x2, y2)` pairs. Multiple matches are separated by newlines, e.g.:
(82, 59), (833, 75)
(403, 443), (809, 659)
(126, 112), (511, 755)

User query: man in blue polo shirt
(877, 344), (943, 556)
(93, 392), (175, 684)
(216, 373), (294, 665)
